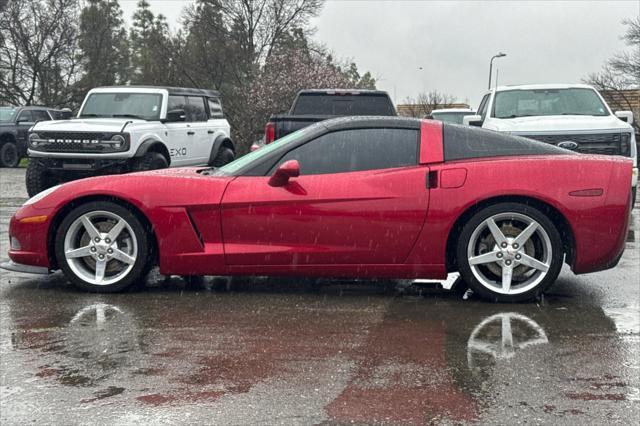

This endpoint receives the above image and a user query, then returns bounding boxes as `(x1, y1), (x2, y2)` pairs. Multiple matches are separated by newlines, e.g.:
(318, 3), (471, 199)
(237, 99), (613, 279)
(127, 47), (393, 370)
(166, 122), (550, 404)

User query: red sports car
(2, 118), (633, 302)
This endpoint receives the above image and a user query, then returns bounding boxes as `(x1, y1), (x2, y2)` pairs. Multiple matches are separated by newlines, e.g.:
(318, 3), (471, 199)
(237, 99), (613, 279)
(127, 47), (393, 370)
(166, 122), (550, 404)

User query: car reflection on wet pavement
(1, 169), (639, 424)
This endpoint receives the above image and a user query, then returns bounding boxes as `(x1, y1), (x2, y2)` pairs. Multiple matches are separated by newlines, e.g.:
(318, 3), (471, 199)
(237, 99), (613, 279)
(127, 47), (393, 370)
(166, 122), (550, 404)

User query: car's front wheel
(55, 201), (151, 292)
(0, 141), (20, 167)
(456, 203), (564, 302)
(26, 160), (59, 197)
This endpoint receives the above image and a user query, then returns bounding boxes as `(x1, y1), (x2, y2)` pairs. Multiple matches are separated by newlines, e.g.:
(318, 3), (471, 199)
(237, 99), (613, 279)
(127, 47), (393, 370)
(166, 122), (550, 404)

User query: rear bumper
(0, 260), (50, 275)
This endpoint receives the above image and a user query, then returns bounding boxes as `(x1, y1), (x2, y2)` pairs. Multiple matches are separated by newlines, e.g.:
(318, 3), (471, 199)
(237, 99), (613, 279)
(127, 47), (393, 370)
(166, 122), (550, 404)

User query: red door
(221, 166), (430, 266)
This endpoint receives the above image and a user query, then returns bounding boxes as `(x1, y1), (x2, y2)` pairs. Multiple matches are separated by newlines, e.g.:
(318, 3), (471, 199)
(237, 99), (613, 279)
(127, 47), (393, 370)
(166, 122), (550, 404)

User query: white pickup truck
(26, 86), (235, 196)
(464, 83), (637, 203)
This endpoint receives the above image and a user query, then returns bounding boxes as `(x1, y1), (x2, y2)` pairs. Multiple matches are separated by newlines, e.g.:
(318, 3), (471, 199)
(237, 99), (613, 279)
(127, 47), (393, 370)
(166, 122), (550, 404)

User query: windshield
(430, 111), (474, 124)
(80, 92), (163, 120)
(292, 94), (395, 116)
(0, 107), (17, 122)
(215, 128), (310, 175)
(492, 88), (609, 119)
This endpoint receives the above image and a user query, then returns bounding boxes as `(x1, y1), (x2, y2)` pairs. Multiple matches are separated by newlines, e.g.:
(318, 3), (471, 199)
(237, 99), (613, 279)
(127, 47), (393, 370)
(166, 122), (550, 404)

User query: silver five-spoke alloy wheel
(466, 212), (552, 296)
(63, 210), (138, 285)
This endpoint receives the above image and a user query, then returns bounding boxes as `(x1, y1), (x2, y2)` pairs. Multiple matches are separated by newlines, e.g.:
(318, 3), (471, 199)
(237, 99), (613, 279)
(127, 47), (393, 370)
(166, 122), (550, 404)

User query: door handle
(187, 131), (195, 135)
(207, 130), (214, 134)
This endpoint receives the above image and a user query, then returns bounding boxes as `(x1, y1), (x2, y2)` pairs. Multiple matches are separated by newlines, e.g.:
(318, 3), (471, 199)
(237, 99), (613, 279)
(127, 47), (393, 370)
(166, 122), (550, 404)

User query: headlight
(23, 184), (61, 206)
(620, 133), (631, 157)
(29, 133), (40, 147)
(110, 134), (126, 149)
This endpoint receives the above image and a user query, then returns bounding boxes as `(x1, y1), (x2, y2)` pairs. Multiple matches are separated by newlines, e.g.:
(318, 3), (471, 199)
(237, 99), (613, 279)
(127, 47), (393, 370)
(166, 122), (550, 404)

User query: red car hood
(31, 168), (234, 212)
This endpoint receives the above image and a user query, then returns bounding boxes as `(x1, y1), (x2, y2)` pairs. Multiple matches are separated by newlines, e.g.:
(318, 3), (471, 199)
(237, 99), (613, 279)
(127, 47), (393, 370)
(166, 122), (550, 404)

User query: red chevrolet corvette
(2, 117), (633, 301)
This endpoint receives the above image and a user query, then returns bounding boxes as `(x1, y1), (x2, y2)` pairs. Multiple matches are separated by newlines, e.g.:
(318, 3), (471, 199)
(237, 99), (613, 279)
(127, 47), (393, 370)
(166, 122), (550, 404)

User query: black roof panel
(95, 85), (220, 97)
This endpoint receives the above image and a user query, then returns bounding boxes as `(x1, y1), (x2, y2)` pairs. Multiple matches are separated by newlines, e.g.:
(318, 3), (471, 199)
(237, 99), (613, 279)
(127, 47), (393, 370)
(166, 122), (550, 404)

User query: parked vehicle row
(25, 86), (235, 196)
(2, 117), (633, 302)
(463, 83), (637, 203)
(0, 106), (72, 168)
(426, 108), (476, 124)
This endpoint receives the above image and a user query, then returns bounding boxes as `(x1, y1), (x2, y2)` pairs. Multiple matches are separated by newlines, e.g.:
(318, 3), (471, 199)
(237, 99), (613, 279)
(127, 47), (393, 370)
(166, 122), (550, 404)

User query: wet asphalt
(0, 168), (638, 425)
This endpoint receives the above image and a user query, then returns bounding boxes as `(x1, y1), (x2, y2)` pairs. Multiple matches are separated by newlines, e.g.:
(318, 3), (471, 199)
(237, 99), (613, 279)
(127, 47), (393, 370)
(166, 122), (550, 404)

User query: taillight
(265, 122), (275, 144)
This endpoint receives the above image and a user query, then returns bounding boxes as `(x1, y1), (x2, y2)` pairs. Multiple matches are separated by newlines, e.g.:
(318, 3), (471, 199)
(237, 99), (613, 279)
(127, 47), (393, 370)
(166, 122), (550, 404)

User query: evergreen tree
(77, 0), (129, 91)
(129, 0), (172, 84)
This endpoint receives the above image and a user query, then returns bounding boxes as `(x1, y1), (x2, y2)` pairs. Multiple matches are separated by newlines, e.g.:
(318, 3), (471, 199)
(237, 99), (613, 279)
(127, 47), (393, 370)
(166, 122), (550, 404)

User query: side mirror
(615, 111), (634, 125)
(269, 160), (300, 187)
(463, 114), (483, 127)
(164, 109), (186, 122)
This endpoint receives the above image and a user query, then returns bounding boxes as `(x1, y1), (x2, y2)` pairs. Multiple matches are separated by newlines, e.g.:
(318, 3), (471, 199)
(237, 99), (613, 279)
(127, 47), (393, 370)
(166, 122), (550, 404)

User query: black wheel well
(0, 132), (16, 144)
(142, 142), (171, 165)
(221, 139), (234, 152)
(47, 195), (159, 269)
(444, 195), (576, 272)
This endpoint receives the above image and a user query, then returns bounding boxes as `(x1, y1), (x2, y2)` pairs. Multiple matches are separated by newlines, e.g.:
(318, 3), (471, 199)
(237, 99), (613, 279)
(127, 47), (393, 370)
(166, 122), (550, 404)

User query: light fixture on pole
(488, 52), (506, 89)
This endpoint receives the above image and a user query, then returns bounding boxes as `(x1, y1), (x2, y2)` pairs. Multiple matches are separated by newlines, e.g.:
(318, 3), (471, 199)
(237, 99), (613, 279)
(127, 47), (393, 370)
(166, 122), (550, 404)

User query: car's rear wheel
(456, 203), (563, 302)
(210, 147), (235, 167)
(55, 201), (150, 292)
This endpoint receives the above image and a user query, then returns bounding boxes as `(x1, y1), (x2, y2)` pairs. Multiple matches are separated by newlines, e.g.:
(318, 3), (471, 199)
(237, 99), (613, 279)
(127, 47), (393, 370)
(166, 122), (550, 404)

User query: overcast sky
(120, 0), (639, 108)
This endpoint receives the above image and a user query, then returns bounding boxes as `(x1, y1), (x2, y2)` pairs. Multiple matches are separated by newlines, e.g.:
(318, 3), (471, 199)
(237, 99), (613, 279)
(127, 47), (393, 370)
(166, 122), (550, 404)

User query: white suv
(464, 84), (637, 203)
(26, 86), (235, 196)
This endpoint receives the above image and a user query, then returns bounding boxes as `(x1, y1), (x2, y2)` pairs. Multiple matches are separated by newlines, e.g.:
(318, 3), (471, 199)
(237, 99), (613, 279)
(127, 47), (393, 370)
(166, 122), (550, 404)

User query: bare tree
(401, 90), (458, 117)
(0, 0), (81, 107)
(209, 0), (324, 66)
(585, 17), (640, 133)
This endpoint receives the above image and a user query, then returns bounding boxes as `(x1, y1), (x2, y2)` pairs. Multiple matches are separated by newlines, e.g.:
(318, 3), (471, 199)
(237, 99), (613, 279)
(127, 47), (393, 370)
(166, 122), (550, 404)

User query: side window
(186, 96), (207, 122)
(32, 110), (50, 122)
(208, 97), (223, 119)
(17, 110), (33, 123)
(168, 95), (190, 122)
(272, 128), (418, 175)
(477, 94), (490, 120)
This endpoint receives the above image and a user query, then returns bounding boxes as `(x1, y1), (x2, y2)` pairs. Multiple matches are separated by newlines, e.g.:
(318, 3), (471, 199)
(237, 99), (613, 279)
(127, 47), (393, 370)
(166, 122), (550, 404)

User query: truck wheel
(26, 160), (58, 197)
(210, 147), (235, 167)
(0, 141), (19, 168)
(130, 152), (168, 172)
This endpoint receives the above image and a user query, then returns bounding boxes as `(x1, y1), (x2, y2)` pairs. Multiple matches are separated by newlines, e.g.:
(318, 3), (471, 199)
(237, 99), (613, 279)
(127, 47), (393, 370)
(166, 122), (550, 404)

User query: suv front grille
(30, 132), (128, 153)
(520, 132), (630, 157)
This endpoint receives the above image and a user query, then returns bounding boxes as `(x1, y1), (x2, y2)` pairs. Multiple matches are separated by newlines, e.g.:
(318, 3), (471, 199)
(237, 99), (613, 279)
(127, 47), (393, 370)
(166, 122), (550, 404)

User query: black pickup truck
(263, 89), (397, 145)
(0, 106), (72, 167)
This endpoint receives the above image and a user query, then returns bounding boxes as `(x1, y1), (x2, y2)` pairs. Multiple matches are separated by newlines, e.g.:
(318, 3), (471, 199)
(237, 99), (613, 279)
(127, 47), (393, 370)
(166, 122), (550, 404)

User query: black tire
(130, 152), (168, 172)
(210, 147), (235, 167)
(26, 160), (58, 197)
(0, 141), (20, 168)
(456, 202), (564, 303)
(55, 201), (151, 293)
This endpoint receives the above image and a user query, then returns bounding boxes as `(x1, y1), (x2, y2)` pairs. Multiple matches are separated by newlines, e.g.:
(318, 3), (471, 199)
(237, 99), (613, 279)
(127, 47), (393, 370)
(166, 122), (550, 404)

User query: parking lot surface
(1, 168), (639, 425)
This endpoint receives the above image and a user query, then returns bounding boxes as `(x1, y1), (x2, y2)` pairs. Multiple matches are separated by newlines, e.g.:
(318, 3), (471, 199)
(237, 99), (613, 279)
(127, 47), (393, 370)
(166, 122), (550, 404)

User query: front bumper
(31, 157), (129, 173)
(0, 260), (50, 274)
(7, 206), (53, 269)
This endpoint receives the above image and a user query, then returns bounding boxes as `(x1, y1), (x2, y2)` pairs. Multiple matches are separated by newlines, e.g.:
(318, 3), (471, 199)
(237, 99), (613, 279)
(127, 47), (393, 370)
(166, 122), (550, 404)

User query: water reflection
(1, 281), (626, 424)
(467, 312), (548, 372)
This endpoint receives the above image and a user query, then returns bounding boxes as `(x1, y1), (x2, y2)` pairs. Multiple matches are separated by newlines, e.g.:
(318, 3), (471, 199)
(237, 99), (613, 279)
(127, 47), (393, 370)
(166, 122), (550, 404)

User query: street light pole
(488, 52), (506, 89)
